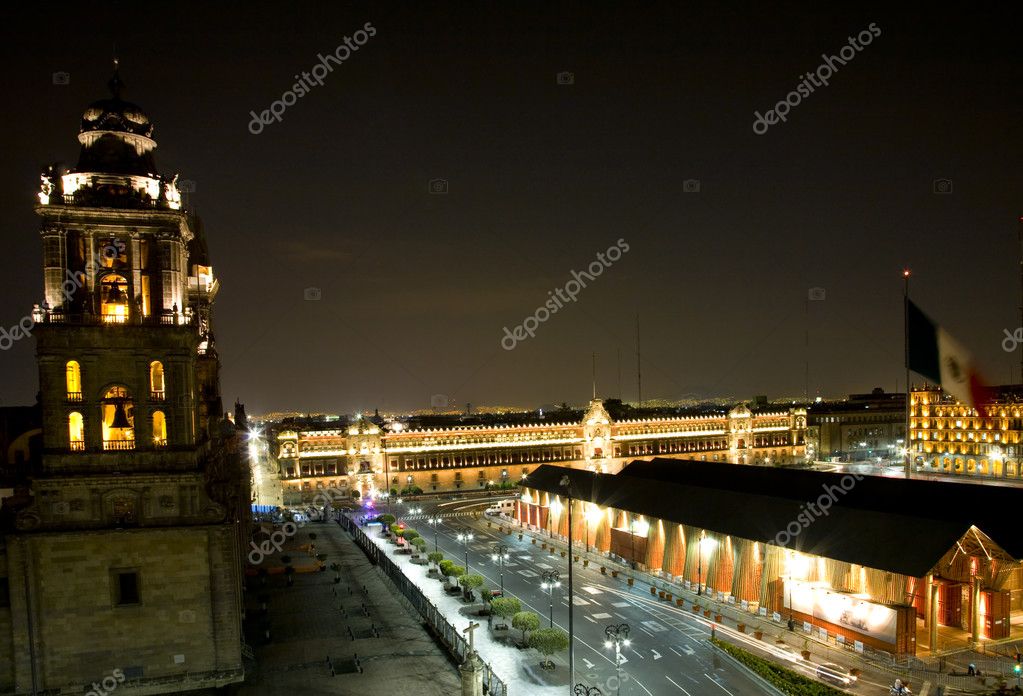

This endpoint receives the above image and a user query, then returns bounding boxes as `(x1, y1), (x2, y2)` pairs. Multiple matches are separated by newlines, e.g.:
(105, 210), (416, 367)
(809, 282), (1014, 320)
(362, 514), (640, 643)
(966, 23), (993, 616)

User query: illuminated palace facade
(910, 385), (1023, 479)
(273, 399), (807, 502)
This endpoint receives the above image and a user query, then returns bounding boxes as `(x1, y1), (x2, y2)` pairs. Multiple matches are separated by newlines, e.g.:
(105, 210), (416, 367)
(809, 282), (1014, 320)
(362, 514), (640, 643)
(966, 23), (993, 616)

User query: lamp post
(560, 474), (575, 690)
(604, 623), (631, 696)
(457, 531), (474, 575)
(491, 543), (509, 594)
(540, 569), (561, 628)
(427, 516), (441, 553)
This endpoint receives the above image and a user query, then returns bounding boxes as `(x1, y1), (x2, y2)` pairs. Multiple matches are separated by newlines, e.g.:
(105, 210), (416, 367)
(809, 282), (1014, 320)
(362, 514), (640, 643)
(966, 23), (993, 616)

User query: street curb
(706, 639), (788, 696)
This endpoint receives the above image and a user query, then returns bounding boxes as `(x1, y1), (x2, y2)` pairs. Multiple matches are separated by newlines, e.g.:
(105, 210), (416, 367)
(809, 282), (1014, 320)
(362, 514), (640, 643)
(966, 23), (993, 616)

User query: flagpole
(903, 268), (911, 479)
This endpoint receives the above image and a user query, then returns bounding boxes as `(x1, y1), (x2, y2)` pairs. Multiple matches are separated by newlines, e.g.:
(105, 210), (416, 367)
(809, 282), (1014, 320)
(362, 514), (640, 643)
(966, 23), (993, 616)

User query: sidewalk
(235, 518), (460, 695)
(355, 515), (570, 696)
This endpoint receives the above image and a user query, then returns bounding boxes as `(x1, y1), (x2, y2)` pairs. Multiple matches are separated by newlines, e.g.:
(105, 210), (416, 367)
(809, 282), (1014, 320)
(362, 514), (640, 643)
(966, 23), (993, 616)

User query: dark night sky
(1, 3), (1021, 415)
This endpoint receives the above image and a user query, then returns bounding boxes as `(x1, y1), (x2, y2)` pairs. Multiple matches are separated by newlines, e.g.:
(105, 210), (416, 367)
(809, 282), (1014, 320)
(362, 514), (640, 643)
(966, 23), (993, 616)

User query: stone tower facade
(0, 67), (245, 694)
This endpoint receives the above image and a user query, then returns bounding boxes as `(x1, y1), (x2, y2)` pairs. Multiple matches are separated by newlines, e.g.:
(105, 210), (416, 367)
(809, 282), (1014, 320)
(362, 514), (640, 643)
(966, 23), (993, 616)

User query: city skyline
(2, 4), (1021, 416)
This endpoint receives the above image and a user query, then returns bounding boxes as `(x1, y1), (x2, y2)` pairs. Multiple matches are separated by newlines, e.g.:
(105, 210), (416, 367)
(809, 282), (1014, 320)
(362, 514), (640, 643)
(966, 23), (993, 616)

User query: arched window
(69, 412), (84, 451)
(152, 410), (167, 447)
(66, 361), (82, 401)
(100, 274), (130, 323)
(149, 361), (165, 400)
(101, 386), (134, 450)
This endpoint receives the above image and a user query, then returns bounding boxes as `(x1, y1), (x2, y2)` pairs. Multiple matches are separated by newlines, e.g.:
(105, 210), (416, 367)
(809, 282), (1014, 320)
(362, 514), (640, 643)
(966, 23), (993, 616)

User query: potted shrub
(518, 533), (523, 540)
(754, 630), (763, 640)
(427, 552), (444, 575)
(737, 623), (746, 633)
(330, 562), (342, 584)
(583, 559), (589, 568)
(800, 640), (811, 661)
(650, 586), (657, 596)
(600, 566), (607, 575)
(714, 613), (722, 622)
(316, 553), (328, 570)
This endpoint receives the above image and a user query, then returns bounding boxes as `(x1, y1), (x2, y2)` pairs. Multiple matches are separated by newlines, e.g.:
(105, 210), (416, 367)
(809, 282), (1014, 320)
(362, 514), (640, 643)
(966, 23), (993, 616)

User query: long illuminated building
(520, 460), (1023, 656)
(271, 399), (807, 502)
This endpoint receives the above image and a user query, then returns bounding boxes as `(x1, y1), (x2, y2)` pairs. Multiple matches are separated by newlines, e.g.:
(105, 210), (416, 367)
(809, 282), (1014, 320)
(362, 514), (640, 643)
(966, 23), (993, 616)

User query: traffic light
(1014, 662), (1021, 676)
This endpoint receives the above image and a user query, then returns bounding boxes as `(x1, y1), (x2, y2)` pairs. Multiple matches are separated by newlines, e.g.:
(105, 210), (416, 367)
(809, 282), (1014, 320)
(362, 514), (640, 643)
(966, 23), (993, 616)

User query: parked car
(815, 662), (856, 687)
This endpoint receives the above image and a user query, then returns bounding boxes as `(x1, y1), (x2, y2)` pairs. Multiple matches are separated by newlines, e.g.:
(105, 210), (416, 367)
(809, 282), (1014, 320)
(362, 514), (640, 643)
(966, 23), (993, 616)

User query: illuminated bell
(111, 401), (131, 429)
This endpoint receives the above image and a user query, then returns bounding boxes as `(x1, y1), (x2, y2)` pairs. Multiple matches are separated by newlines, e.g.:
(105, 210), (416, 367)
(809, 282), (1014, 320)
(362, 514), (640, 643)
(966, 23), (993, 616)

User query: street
(381, 494), (789, 696)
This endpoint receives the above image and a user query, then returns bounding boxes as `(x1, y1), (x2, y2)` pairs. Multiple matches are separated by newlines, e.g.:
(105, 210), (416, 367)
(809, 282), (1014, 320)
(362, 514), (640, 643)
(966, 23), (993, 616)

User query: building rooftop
(524, 458), (1022, 577)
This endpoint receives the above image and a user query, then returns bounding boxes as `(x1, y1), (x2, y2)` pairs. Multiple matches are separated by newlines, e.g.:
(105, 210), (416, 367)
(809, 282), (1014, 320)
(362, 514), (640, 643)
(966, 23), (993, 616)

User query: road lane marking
(665, 676), (692, 695)
(669, 647), (683, 656)
(651, 648), (662, 660)
(592, 612), (612, 619)
(704, 674), (735, 696)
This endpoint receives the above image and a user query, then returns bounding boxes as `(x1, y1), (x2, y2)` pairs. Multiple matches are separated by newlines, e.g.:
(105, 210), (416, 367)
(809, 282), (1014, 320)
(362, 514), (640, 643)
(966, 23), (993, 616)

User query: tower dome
(74, 62), (158, 176)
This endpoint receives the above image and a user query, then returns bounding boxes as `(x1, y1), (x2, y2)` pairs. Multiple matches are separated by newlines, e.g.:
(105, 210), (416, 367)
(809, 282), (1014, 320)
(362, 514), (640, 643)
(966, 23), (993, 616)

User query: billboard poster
(782, 580), (897, 644)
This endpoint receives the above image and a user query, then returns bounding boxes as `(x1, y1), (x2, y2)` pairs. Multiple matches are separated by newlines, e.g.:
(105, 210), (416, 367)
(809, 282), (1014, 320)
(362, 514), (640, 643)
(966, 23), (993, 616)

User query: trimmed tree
(438, 559), (454, 577)
(529, 627), (569, 670)
(402, 529), (420, 542)
(427, 552), (444, 567)
(512, 611), (540, 646)
(411, 537), (427, 554)
(376, 514), (396, 525)
(458, 573), (485, 601)
(490, 597), (521, 628)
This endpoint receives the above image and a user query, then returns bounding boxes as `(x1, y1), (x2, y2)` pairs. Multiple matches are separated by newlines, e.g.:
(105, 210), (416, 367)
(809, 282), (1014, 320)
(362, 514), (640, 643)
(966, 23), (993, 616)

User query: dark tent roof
(524, 459), (1021, 578)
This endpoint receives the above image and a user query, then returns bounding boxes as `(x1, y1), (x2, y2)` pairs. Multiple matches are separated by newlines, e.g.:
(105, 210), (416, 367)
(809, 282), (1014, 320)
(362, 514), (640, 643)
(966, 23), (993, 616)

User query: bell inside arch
(110, 400), (131, 429)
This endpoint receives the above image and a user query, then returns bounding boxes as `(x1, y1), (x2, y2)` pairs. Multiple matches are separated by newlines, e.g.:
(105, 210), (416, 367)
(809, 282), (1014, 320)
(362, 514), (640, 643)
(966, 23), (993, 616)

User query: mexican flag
(906, 299), (989, 408)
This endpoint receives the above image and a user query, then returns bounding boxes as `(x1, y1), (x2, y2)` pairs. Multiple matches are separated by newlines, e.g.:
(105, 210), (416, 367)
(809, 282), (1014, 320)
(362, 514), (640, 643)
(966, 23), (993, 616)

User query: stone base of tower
(0, 525), (244, 695)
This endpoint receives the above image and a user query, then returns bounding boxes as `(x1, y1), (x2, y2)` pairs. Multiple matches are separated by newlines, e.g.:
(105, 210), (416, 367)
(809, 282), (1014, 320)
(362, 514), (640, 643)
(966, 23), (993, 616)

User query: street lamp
(560, 474), (575, 688)
(491, 543), (510, 594)
(604, 623), (631, 696)
(427, 516), (441, 553)
(457, 531), (474, 575)
(540, 569), (561, 627)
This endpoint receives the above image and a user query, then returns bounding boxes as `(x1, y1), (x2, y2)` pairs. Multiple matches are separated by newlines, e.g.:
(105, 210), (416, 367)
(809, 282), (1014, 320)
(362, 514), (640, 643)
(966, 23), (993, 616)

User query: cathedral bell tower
(2, 65), (245, 694)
